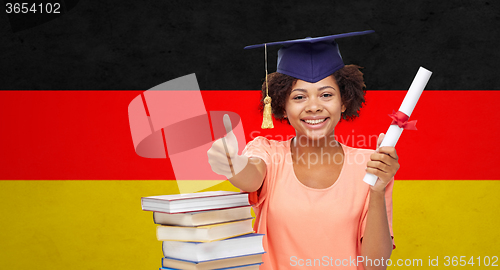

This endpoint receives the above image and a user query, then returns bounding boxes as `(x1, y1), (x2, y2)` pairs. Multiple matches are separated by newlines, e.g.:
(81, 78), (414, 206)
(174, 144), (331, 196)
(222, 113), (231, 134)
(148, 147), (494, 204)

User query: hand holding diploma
(363, 67), (432, 186)
(366, 133), (400, 192)
(207, 114), (249, 179)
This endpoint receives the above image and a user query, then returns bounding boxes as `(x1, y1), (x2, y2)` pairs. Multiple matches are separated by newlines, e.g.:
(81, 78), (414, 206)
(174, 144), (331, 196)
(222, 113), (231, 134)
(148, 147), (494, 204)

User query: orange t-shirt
(242, 136), (394, 270)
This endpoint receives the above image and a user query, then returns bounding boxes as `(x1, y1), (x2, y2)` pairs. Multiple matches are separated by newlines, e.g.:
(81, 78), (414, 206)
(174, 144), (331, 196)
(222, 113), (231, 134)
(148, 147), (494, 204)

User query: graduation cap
(244, 30), (375, 129)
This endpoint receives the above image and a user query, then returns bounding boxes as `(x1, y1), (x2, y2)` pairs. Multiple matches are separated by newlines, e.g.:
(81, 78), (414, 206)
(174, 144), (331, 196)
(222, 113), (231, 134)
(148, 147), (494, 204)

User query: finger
(367, 160), (389, 173)
(366, 167), (391, 183)
(208, 139), (234, 159)
(207, 157), (234, 178)
(223, 114), (233, 135)
(376, 133), (385, 150)
(366, 167), (390, 187)
(377, 146), (399, 160)
(207, 145), (235, 178)
(221, 137), (236, 176)
(223, 114), (238, 145)
(366, 167), (384, 178)
(370, 152), (393, 166)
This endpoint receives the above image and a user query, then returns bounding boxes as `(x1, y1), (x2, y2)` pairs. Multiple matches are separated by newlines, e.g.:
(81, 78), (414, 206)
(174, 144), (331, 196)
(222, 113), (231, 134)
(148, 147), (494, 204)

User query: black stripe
(1, 0), (498, 90)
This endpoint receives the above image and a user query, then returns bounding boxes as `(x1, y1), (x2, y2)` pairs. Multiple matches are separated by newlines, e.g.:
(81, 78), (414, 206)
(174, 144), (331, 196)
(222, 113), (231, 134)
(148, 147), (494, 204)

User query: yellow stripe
(0, 180), (239, 270)
(0, 180), (499, 269)
(391, 180), (500, 269)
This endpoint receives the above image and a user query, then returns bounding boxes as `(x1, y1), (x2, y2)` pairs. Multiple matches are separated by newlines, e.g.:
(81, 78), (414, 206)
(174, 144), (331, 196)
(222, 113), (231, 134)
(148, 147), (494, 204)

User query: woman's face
(284, 75), (345, 141)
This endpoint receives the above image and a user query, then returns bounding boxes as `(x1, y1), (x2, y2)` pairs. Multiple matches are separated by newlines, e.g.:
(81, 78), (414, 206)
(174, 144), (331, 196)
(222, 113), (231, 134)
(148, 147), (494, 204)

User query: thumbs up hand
(207, 114), (249, 179)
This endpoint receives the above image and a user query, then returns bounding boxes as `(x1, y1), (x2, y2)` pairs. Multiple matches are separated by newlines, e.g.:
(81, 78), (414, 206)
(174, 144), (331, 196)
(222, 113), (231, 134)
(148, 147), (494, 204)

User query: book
(162, 234), (265, 262)
(157, 218), (254, 242)
(142, 191), (250, 213)
(161, 253), (264, 270)
(159, 262), (262, 270)
(153, 205), (253, 226)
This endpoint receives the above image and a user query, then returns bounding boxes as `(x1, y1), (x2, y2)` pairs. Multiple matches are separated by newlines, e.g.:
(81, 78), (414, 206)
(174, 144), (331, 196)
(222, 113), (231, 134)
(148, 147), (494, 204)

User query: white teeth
(304, 118), (326, 125)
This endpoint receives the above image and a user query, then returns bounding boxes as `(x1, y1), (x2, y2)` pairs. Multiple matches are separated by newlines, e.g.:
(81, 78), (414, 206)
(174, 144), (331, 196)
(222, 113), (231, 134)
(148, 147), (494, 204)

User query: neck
(292, 134), (340, 152)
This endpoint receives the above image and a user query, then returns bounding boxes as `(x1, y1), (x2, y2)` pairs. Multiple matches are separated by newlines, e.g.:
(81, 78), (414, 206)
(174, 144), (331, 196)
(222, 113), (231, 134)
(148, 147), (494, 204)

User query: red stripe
(0, 90), (498, 180)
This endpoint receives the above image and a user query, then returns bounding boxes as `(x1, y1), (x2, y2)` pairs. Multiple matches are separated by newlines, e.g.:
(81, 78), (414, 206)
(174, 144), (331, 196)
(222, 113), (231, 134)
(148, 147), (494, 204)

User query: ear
(341, 104), (346, 113)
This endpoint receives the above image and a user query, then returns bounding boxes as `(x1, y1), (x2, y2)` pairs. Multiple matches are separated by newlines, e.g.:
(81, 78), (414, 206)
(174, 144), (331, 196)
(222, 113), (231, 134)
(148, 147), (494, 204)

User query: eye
(292, 95), (304, 100)
(322, 93), (333, 98)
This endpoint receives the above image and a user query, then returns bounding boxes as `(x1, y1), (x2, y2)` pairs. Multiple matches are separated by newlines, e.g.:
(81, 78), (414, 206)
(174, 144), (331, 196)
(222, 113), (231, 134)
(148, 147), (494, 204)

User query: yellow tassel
(261, 96), (274, 129)
(261, 44), (274, 129)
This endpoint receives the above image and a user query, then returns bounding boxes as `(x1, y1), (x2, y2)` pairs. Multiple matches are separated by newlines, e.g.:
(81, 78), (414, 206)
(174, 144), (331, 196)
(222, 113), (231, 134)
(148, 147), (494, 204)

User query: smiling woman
(207, 31), (399, 270)
(284, 75), (349, 189)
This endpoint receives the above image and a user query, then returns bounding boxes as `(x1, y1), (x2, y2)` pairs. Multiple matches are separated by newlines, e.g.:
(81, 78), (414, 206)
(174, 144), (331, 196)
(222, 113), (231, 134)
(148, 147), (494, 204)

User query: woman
(208, 31), (398, 270)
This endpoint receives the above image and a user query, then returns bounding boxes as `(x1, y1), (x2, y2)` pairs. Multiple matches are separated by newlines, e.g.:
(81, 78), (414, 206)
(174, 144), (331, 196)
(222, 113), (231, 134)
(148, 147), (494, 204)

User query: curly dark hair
(259, 64), (366, 122)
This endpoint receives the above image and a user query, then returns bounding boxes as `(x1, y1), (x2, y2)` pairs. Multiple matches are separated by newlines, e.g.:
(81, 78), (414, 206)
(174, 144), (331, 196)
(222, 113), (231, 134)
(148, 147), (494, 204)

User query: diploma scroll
(363, 67), (432, 186)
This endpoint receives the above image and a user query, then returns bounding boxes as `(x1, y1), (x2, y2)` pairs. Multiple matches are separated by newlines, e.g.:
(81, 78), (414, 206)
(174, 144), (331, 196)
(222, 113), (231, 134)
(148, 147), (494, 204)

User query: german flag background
(2, 1), (500, 269)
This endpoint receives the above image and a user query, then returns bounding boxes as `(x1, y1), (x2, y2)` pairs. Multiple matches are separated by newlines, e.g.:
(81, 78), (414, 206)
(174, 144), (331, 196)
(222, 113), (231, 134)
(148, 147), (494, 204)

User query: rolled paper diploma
(363, 67), (432, 186)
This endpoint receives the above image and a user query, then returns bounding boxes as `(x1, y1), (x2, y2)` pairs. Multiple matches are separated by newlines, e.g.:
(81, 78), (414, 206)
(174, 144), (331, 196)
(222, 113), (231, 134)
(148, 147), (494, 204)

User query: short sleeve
(241, 136), (272, 208)
(359, 178), (395, 249)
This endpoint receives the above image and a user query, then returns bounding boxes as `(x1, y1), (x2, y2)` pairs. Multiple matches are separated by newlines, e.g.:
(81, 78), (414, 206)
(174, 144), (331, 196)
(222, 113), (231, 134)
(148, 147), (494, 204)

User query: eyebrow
(291, 88), (307, 93)
(318, 86), (336, 91)
(291, 86), (337, 93)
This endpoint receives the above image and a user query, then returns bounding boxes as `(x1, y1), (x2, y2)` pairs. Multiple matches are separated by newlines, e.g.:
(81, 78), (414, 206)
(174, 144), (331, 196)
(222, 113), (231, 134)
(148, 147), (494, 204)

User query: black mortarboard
(244, 30), (375, 83)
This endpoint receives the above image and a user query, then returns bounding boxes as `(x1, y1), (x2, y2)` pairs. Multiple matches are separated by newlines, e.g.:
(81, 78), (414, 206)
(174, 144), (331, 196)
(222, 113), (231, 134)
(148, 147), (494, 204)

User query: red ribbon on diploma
(389, 110), (417, 130)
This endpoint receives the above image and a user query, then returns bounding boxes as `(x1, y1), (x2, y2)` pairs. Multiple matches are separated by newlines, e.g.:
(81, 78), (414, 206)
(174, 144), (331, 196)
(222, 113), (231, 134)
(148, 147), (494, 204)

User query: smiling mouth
(302, 118), (328, 125)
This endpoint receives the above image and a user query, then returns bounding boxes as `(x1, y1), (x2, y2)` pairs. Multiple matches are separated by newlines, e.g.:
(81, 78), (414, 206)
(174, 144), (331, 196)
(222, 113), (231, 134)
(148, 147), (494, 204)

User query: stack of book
(141, 191), (265, 270)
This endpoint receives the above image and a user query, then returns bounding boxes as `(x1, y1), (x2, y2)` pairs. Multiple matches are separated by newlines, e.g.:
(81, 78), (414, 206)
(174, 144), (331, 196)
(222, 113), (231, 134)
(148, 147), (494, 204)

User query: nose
(305, 96), (323, 113)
